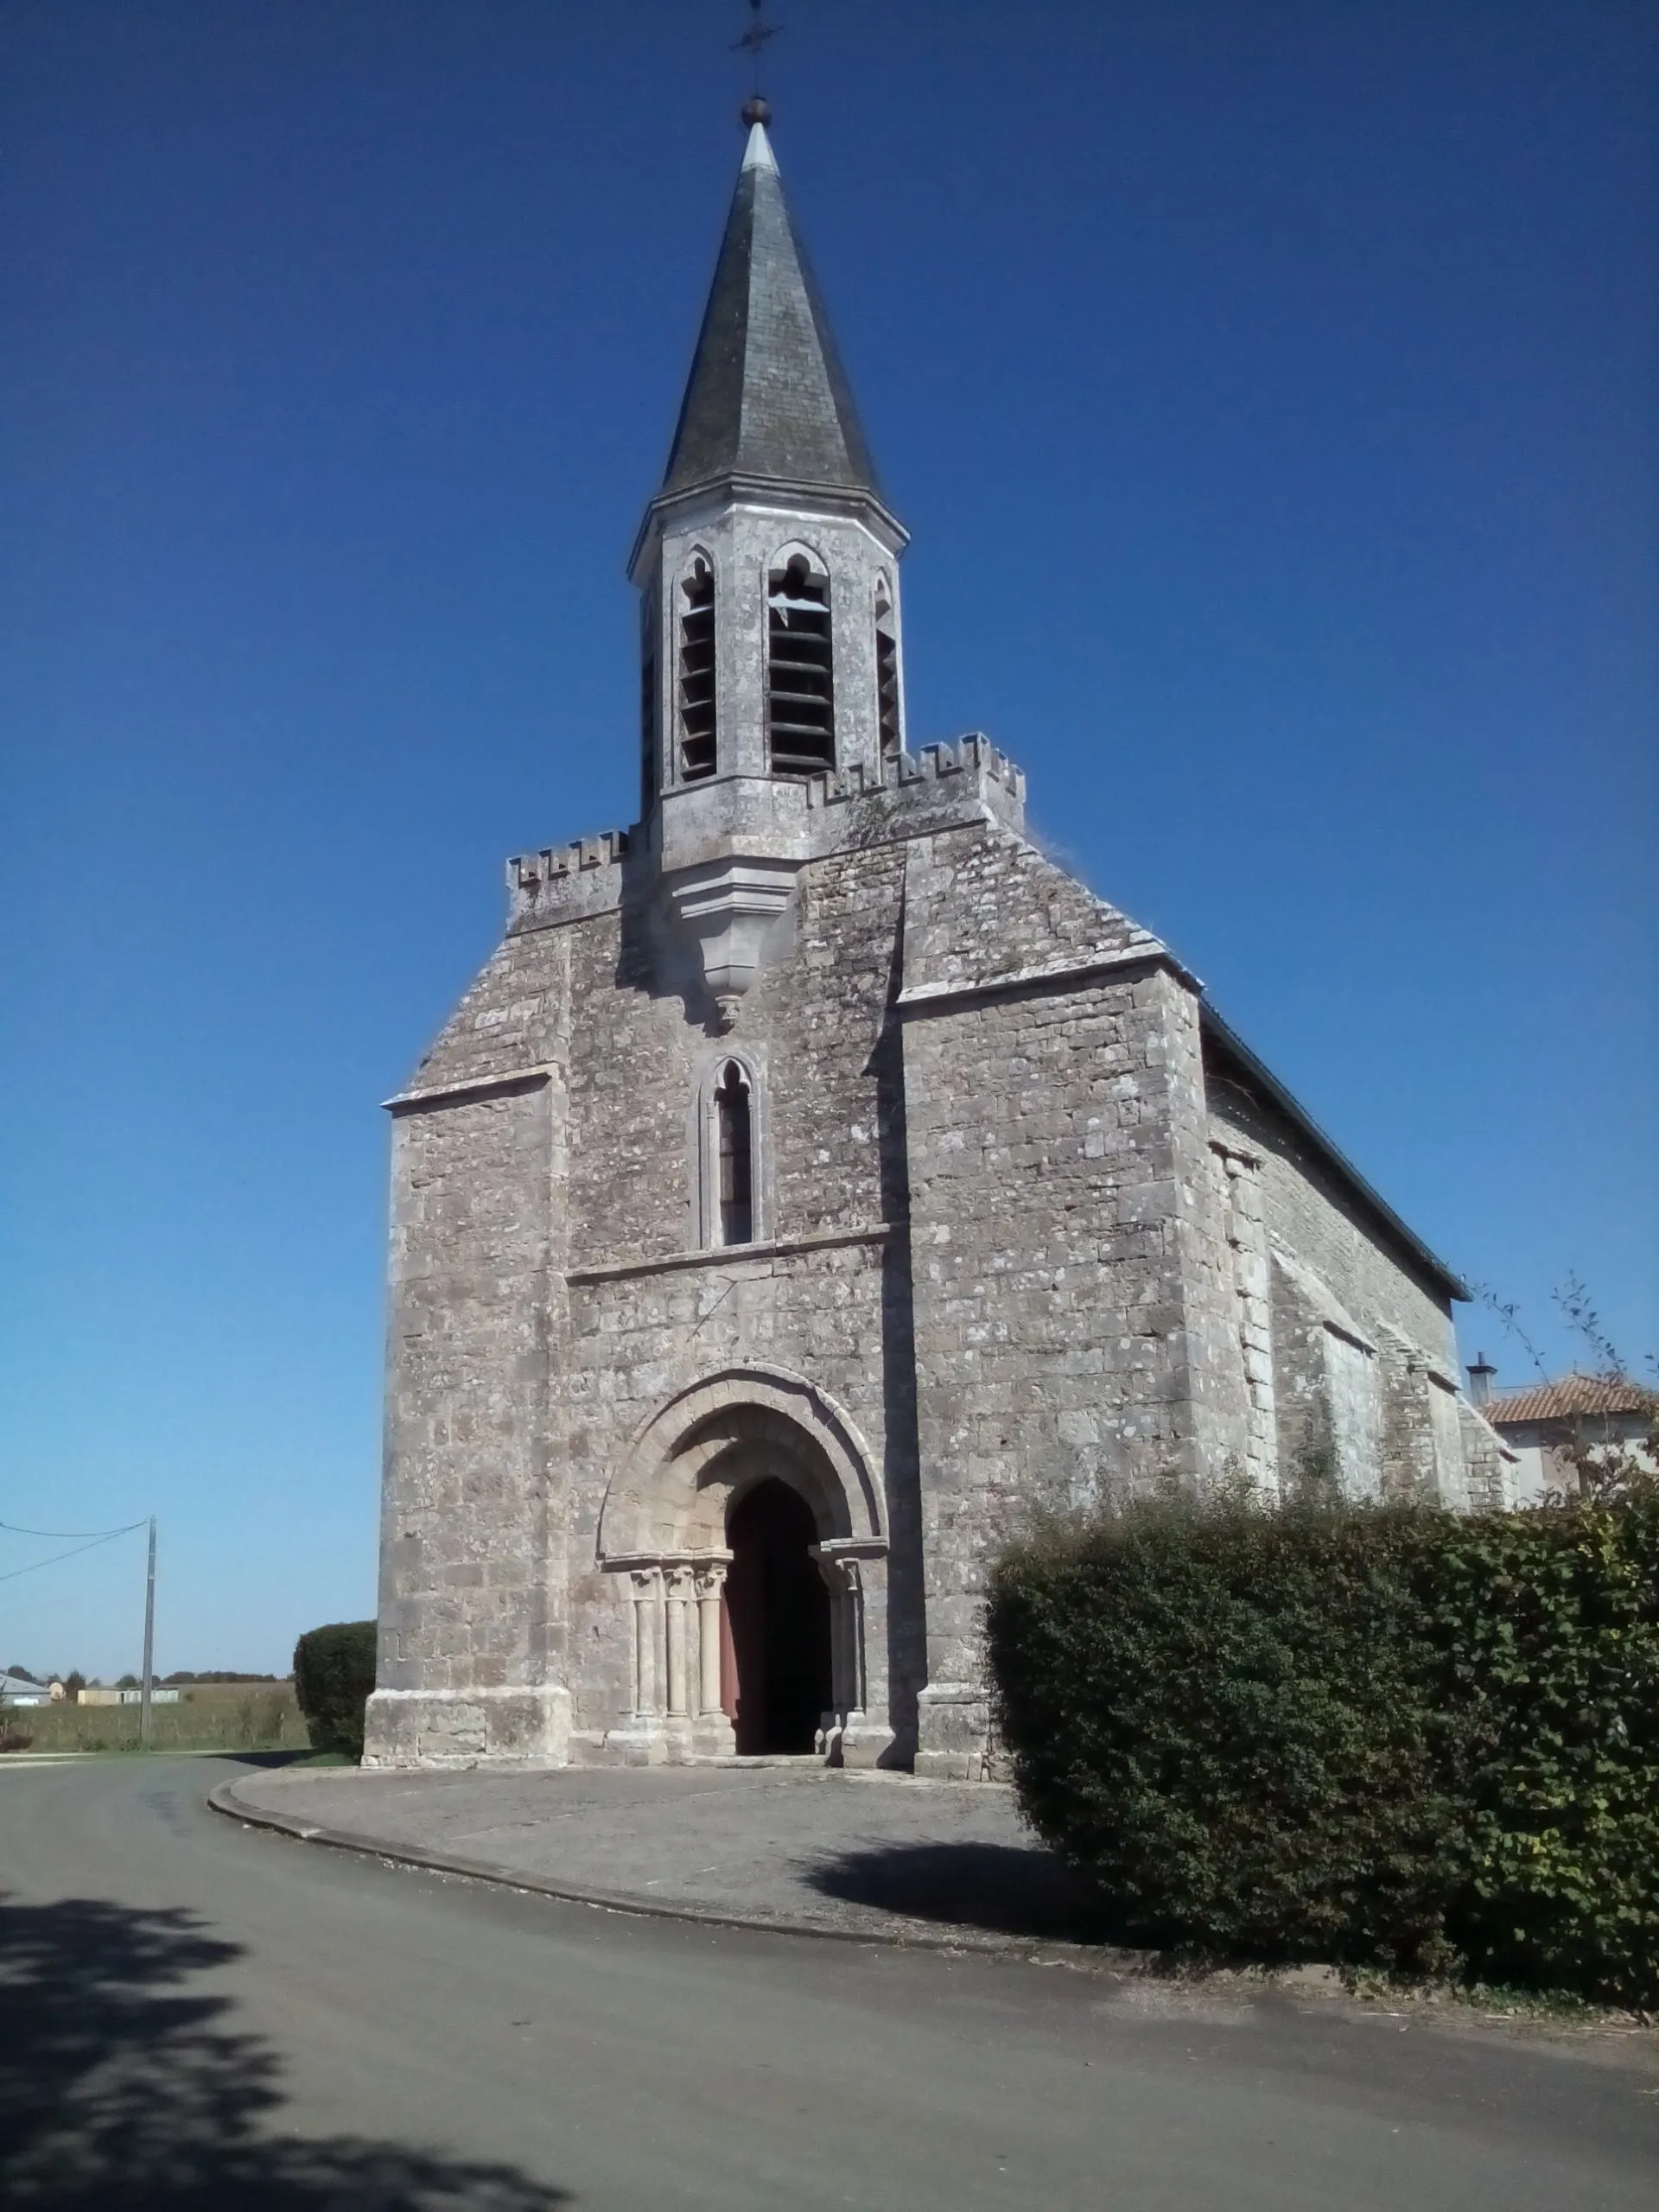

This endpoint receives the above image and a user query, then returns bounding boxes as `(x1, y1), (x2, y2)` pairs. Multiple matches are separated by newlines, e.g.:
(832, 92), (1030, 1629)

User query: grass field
(1, 1681), (310, 1754)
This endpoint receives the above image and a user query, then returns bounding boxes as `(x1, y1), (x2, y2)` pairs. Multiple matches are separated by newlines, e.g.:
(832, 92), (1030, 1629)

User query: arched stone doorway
(724, 1477), (832, 1754)
(595, 1365), (893, 1767)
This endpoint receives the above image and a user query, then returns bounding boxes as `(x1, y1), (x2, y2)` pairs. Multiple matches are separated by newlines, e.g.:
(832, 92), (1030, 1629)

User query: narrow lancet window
(767, 555), (835, 772)
(874, 582), (900, 757)
(715, 1063), (753, 1247)
(678, 556), (717, 780)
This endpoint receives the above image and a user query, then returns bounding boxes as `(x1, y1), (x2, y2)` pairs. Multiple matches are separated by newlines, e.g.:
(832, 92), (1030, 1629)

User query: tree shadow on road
(803, 1840), (1109, 1943)
(0, 1893), (571, 2209)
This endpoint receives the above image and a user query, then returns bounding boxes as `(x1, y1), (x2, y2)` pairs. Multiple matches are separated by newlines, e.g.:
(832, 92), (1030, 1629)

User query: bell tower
(629, 105), (908, 1024)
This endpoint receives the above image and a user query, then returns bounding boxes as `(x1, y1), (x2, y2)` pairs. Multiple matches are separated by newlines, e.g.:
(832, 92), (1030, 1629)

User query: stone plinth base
(913, 1682), (992, 1781)
(362, 1686), (571, 1770)
(818, 1713), (900, 1770)
(597, 1713), (740, 1765)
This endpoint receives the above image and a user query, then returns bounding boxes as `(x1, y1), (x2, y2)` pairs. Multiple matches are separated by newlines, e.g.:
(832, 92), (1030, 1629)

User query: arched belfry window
(874, 578), (900, 757)
(767, 551), (835, 772)
(714, 1062), (753, 1246)
(678, 555), (717, 781)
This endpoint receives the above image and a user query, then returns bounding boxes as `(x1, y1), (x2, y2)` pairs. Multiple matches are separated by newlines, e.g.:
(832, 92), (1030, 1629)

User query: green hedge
(292, 1621), (378, 1759)
(987, 1495), (1659, 2008)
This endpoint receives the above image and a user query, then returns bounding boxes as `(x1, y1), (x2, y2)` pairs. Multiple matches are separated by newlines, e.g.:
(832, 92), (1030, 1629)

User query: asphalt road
(1, 1756), (1654, 2210)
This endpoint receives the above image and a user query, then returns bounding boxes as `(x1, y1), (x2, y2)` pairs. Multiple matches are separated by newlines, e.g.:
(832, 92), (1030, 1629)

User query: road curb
(205, 1771), (1101, 1959)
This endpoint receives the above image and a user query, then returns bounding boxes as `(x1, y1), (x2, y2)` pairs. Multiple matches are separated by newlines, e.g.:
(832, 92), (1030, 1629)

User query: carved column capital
(813, 1553), (861, 1600)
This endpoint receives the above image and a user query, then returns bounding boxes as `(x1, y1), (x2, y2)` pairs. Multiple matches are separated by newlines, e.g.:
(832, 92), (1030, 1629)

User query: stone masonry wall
(561, 1237), (904, 1748)
(896, 826), (1223, 1774)
(374, 827), (926, 1762)
(1205, 1066), (1458, 1374)
(369, 1074), (565, 1764)
(371, 785), (1481, 1773)
(1206, 1053), (1467, 1504)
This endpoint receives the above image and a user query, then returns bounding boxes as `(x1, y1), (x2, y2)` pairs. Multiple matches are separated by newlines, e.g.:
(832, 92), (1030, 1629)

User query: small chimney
(1467, 1352), (1497, 1408)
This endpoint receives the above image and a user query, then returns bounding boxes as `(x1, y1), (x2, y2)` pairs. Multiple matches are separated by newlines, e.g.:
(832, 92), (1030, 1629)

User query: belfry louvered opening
(874, 581), (899, 757)
(715, 1062), (753, 1247)
(678, 556), (717, 780)
(767, 555), (835, 772)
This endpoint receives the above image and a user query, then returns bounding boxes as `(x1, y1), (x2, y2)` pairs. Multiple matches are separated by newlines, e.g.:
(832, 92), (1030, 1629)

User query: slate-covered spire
(660, 115), (883, 502)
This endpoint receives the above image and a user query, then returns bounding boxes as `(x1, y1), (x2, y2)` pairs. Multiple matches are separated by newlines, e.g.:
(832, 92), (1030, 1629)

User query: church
(363, 108), (1509, 1777)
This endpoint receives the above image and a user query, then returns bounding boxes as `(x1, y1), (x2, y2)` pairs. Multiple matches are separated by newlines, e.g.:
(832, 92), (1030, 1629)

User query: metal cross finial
(733, 0), (780, 111)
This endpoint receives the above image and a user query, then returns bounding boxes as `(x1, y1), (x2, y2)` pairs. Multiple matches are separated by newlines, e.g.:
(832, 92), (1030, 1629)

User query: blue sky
(3, 1), (1653, 1679)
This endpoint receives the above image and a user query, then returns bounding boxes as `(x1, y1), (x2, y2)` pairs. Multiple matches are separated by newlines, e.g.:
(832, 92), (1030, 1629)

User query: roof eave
(1200, 1001), (1471, 1304)
(628, 472), (909, 581)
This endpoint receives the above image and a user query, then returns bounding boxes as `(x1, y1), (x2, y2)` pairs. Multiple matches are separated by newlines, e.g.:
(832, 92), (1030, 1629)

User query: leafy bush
(292, 1622), (378, 1759)
(988, 1493), (1659, 2007)
(1432, 1495), (1659, 2005)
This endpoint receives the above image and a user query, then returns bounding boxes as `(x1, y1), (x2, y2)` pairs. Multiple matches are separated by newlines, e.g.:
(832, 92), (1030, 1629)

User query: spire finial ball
(741, 96), (772, 129)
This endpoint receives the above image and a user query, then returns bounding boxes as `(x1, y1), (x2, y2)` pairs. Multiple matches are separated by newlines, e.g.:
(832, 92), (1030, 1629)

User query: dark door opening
(723, 1478), (832, 1755)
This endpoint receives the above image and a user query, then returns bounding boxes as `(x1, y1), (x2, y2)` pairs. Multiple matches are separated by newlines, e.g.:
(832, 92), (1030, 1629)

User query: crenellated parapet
(808, 734), (1026, 823)
(507, 829), (631, 931)
(504, 734), (1029, 938)
(510, 828), (631, 887)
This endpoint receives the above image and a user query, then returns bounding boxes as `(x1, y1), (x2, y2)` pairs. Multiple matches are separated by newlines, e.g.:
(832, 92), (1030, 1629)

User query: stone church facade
(364, 112), (1505, 1778)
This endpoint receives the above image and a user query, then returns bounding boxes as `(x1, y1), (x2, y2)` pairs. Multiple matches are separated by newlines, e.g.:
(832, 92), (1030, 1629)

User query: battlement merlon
(507, 828), (632, 931)
(510, 827), (630, 887)
(807, 734), (1027, 828)
(505, 736), (1029, 933)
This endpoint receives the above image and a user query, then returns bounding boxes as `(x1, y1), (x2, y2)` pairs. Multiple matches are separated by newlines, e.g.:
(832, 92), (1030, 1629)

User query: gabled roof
(1484, 1375), (1658, 1426)
(658, 121), (883, 504)
(1200, 1003), (1470, 1304)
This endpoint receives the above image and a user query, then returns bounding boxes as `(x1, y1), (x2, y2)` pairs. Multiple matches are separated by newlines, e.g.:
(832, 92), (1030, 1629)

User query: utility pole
(139, 1516), (156, 1750)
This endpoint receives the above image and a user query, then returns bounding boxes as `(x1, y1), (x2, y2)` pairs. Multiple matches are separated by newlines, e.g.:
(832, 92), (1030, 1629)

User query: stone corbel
(664, 856), (801, 1028)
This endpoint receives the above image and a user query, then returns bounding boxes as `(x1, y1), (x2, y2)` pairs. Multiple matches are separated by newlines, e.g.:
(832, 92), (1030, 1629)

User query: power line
(0, 1527), (143, 1584)
(0, 1517), (147, 1540)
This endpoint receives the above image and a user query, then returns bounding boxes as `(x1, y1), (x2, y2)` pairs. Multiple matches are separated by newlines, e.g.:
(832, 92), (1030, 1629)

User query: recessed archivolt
(596, 1364), (883, 1561)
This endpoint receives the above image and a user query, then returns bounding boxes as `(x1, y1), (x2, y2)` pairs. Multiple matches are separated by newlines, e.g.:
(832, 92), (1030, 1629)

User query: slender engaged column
(825, 1573), (848, 1715)
(841, 1560), (866, 1714)
(812, 1551), (868, 1721)
(694, 1564), (728, 1718)
(665, 1567), (692, 1719)
(630, 1567), (662, 1717)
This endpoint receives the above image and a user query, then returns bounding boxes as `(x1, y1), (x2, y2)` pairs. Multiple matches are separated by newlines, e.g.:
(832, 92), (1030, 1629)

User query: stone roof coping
(1202, 1002), (1470, 1304)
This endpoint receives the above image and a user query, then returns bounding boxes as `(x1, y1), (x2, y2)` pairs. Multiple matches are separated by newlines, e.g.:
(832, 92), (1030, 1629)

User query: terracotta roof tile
(1484, 1375), (1658, 1425)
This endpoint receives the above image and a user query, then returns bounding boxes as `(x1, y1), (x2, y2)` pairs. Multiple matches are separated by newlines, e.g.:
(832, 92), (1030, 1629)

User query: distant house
(0, 1673), (51, 1707)
(1470, 1367), (1658, 1505)
(78, 1685), (180, 1707)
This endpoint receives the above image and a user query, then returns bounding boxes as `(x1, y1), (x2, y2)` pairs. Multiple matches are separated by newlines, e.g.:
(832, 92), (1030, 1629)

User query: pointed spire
(659, 111), (883, 503)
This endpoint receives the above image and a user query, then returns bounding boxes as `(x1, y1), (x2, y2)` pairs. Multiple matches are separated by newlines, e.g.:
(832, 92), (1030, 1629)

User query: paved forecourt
(213, 1759), (1084, 1944)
